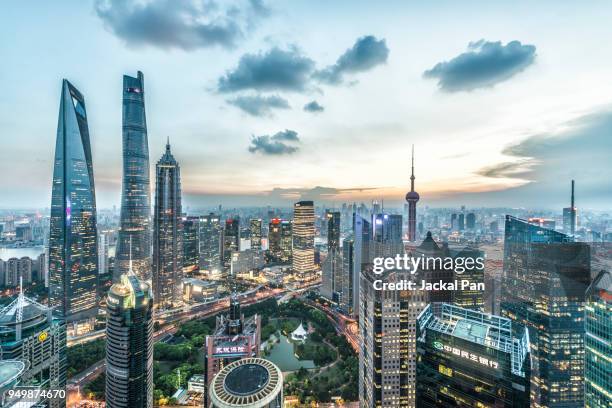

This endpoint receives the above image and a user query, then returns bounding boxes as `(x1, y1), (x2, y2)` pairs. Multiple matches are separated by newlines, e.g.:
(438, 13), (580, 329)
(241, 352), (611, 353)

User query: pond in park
(265, 334), (316, 372)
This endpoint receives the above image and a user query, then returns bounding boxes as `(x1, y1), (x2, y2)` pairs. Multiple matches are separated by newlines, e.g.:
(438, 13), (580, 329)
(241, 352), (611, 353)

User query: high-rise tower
(116, 71), (152, 281)
(48, 79), (99, 333)
(105, 253), (154, 408)
(563, 179), (577, 235)
(292, 201), (316, 281)
(405, 145), (419, 241)
(152, 140), (183, 309)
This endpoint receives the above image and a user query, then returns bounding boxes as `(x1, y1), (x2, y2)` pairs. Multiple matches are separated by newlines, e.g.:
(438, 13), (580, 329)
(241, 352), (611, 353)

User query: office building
(372, 213), (403, 258)
(199, 214), (222, 274)
(268, 219), (292, 263)
(292, 201), (315, 279)
(205, 297), (261, 390)
(321, 211), (341, 302)
(405, 145), (419, 241)
(208, 358), (283, 408)
(416, 303), (531, 407)
(466, 212), (476, 230)
(116, 71), (152, 280)
(222, 218), (240, 270)
(584, 270), (611, 407)
(182, 216), (200, 274)
(359, 266), (426, 407)
(231, 249), (264, 276)
(105, 263), (154, 408)
(48, 79), (99, 335)
(0, 290), (67, 407)
(98, 231), (109, 276)
(501, 215), (591, 407)
(152, 141), (183, 309)
(250, 218), (263, 250)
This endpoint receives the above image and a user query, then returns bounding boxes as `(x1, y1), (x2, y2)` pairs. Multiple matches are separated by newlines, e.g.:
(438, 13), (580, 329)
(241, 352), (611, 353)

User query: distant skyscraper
(457, 213), (465, 231)
(250, 218), (262, 250)
(563, 179), (577, 235)
(116, 71), (151, 281)
(105, 260), (154, 408)
(372, 213), (403, 258)
(98, 231), (109, 276)
(501, 215), (591, 407)
(416, 303), (531, 407)
(222, 218), (240, 270)
(0, 290), (67, 407)
(466, 212), (476, 230)
(405, 145), (419, 241)
(199, 214), (222, 273)
(292, 201), (315, 280)
(584, 270), (611, 408)
(152, 141), (183, 309)
(321, 211), (341, 302)
(48, 79), (99, 334)
(182, 216), (200, 274)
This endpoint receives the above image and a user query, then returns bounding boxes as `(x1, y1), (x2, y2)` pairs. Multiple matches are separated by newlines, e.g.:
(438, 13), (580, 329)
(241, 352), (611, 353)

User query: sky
(1, 0), (611, 210)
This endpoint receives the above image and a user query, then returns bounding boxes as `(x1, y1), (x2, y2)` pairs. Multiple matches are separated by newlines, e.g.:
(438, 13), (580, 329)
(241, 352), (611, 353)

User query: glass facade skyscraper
(199, 213), (222, 273)
(48, 79), (99, 331)
(584, 270), (611, 407)
(116, 71), (151, 281)
(501, 215), (591, 407)
(152, 141), (183, 309)
(105, 266), (154, 408)
(416, 303), (531, 407)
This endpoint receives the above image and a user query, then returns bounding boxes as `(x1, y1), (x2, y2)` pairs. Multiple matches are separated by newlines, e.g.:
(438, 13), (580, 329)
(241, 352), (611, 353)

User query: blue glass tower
(116, 71), (152, 281)
(501, 215), (591, 407)
(48, 79), (99, 330)
(584, 270), (611, 407)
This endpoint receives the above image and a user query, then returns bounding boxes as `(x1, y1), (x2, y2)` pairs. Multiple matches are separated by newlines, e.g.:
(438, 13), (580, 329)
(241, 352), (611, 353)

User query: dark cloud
(423, 40), (536, 92)
(248, 129), (300, 155)
(95, 0), (269, 50)
(218, 47), (315, 92)
(227, 94), (290, 116)
(315, 35), (389, 85)
(476, 160), (533, 178)
(303, 100), (324, 113)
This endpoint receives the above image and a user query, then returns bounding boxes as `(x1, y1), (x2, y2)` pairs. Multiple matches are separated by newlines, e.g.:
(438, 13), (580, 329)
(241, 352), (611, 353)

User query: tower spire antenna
(410, 144), (415, 192)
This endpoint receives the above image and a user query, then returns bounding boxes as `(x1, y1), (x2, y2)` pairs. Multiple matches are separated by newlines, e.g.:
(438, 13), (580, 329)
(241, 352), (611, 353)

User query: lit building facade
(199, 214), (222, 274)
(0, 292), (67, 408)
(152, 141), (183, 309)
(250, 218), (263, 250)
(182, 215), (200, 274)
(48, 79), (99, 334)
(584, 270), (611, 407)
(116, 71), (152, 281)
(416, 303), (531, 407)
(222, 218), (240, 270)
(105, 269), (154, 408)
(292, 201), (315, 279)
(501, 215), (591, 407)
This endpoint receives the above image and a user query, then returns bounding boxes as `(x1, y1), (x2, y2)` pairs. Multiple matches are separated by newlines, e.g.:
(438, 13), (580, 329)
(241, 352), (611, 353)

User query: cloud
(303, 100), (324, 113)
(423, 40), (536, 92)
(94, 0), (269, 50)
(315, 35), (389, 85)
(472, 110), (612, 207)
(218, 47), (315, 92)
(248, 129), (301, 155)
(476, 159), (534, 179)
(227, 94), (290, 116)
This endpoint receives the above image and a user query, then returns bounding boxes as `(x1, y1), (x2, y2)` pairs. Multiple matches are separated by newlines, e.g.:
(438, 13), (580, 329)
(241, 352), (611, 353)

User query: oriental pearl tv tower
(405, 145), (419, 241)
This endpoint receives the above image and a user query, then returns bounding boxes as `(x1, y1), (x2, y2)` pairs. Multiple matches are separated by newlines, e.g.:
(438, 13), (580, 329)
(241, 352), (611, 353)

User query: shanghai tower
(116, 71), (152, 281)
(48, 79), (99, 332)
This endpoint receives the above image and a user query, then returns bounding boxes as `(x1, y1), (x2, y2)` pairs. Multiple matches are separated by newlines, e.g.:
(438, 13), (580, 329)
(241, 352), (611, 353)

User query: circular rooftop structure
(210, 358), (283, 408)
(0, 360), (25, 391)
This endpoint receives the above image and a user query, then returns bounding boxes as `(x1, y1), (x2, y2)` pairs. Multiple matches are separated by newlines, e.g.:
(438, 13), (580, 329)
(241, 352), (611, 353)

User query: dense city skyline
(2, 1), (612, 210)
